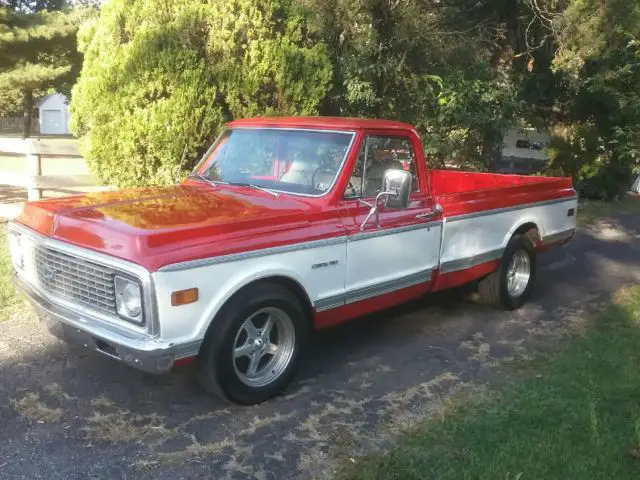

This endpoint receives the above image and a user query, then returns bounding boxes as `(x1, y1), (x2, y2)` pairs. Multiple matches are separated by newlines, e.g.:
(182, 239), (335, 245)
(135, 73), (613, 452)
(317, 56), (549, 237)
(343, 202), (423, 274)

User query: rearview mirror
(381, 169), (412, 209)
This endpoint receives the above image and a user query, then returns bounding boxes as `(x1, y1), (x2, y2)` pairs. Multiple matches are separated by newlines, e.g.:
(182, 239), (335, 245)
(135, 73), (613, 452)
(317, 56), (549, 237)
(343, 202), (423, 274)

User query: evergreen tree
(0, 4), (82, 137)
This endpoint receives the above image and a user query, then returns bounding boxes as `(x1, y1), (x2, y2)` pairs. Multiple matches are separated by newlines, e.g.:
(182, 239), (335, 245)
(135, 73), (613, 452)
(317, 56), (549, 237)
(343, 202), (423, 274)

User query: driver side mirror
(381, 169), (412, 209)
(358, 169), (413, 231)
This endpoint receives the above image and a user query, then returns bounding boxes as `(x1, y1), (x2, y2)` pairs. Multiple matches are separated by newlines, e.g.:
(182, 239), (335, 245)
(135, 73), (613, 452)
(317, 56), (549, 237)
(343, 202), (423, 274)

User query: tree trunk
(22, 89), (33, 139)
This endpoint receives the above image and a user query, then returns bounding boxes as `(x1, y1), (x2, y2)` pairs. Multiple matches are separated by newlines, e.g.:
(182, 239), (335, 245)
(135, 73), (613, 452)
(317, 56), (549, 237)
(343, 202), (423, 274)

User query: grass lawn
(578, 195), (640, 227)
(341, 286), (640, 480)
(0, 224), (23, 320)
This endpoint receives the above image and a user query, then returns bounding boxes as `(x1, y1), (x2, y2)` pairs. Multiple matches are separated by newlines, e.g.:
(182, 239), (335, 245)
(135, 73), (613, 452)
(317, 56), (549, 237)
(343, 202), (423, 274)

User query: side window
(345, 136), (419, 198)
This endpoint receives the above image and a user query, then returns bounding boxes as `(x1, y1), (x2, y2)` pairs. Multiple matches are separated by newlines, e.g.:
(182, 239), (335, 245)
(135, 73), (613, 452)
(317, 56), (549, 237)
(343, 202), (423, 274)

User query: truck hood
(16, 184), (317, 271)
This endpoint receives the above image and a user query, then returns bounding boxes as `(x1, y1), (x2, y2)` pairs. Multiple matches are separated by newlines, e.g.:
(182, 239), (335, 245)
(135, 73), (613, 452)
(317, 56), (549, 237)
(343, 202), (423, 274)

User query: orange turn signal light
(171, 288), (199, 306)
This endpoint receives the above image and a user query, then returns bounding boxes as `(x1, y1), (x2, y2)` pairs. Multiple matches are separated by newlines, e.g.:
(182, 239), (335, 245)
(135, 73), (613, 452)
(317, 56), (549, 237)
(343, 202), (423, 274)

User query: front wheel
(478, 235), (537, 310)
(197, 283), (309, 405)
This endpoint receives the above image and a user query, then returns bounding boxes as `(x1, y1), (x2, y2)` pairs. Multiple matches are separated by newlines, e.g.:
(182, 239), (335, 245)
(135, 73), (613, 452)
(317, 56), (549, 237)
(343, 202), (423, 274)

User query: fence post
(26, 139), (42, 201)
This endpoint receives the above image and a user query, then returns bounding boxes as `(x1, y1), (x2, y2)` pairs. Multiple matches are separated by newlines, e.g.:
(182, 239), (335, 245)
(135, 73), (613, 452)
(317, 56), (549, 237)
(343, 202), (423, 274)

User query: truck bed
(429, 169), (575, 218)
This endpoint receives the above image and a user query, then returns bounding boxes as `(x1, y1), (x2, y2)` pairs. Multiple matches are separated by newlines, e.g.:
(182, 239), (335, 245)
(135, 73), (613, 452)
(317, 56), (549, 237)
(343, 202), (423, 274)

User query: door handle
(416, 204), (443, 221)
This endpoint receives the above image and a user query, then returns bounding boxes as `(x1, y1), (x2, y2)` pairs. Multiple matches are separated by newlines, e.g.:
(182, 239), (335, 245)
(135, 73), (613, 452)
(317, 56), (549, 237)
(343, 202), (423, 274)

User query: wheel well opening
(229, 276), (314, 327)
(198, 276), (315, 356)
(267, 276), (314, 323)
(514, 222), (540, 245)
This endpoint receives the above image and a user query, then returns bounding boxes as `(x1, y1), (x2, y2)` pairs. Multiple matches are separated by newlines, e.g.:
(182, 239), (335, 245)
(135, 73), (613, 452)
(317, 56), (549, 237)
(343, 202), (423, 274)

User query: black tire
(478, 234), (537, 310)
(197, 283), (309, 405)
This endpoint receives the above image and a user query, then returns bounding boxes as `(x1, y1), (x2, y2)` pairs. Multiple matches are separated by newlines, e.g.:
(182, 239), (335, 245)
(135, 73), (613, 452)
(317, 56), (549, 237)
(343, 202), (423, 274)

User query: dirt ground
(0, 214), (639, 480)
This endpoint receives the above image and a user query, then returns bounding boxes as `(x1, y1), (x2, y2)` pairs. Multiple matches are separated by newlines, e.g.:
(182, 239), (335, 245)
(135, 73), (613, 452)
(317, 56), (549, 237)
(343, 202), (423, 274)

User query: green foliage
(70, 0), (332, 187)
(544, 0), (640, 198)
(546, 124), (630, 200)
(302, 0), (520, 170)
(72, 0), (640, 191)
(422, 74), (519, 170)
(0, 226), (23, 321)
(0, 4), (85, 134)
(3, 0), (67, 13)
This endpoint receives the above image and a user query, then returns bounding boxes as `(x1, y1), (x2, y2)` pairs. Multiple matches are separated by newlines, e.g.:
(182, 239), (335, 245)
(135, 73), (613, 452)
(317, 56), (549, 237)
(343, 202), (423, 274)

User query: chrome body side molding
(314, 268), (433, 312)
(446, 196), (578, 223)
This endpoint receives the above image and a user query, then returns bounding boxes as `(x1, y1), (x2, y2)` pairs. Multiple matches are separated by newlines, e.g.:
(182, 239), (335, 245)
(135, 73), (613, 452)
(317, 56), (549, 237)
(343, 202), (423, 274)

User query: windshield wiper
(227, 182), (279, 197)
(188, 173), (216, 185)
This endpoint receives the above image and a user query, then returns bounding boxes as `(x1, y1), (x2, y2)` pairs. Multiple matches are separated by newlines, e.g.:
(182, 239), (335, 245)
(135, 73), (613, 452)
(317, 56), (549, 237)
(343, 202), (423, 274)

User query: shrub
(546, 123), (633, 200)
(70, 0), (332, 187)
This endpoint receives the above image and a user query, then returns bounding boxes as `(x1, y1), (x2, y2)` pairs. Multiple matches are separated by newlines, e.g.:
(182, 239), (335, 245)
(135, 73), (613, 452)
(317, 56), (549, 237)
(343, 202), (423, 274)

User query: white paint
(501, 126), (550, 161)
(345, 226), (441, 293)
(151, 199), (576, 347)
(38, 94), (70, 135)
(439, 198), (578, 269)
(152, 241), (347, 342)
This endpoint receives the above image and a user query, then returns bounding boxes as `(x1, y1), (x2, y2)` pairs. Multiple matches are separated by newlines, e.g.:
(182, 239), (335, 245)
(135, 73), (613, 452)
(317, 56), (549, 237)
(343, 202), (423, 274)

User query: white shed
(38, 93), (71, 135)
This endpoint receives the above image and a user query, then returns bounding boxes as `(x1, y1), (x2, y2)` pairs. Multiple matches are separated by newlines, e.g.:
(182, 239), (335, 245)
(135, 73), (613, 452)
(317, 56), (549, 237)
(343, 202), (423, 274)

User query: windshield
(193, 128), (355, 196)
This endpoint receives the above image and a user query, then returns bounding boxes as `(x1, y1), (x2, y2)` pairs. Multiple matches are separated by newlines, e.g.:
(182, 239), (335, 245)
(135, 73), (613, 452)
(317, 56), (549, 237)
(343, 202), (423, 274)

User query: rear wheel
(478, 234), (536, 310)
(197, 283), (309, 405)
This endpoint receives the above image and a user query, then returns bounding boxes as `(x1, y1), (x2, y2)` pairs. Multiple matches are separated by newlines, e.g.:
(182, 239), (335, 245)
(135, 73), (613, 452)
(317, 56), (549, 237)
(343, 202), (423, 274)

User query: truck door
(339, 131), (443, 304)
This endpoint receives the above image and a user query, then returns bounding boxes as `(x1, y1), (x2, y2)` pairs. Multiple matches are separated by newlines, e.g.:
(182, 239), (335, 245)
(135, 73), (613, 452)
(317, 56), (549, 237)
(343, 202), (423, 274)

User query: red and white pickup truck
(9, 117), (577, 404)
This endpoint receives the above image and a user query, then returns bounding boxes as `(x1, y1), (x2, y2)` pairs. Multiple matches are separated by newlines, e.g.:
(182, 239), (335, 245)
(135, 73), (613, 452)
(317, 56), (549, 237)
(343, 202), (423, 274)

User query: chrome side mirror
(359, 191), (396, 230)
(381, 169), (412, 209)
(358, 169), (412, 231)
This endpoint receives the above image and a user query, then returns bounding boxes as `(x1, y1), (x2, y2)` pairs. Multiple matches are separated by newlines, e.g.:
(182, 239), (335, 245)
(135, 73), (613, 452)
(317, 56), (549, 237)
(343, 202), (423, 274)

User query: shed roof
(37, 93), (68, 108)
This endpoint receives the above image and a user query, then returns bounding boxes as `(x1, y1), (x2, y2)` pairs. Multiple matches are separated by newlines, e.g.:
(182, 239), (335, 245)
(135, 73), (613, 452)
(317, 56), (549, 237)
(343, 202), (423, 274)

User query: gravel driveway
(1, 214), (639, 480)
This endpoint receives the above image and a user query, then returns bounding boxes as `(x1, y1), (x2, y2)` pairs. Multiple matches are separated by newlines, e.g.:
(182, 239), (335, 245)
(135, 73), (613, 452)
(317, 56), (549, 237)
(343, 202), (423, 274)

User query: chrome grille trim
(8, 221), (158, 338)
(35, 245), (118, 315)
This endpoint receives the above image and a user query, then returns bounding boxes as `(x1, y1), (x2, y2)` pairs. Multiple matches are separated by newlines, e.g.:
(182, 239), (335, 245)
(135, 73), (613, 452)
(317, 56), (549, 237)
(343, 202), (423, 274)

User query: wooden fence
(0, 138), (96, 201)
(0, 117), (39, 135)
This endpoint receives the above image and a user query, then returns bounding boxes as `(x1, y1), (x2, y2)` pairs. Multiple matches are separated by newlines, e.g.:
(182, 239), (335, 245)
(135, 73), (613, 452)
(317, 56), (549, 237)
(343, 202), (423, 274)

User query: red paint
(313, 260), (504, 329)
(313, 282), (431, 329)
(430, 169), (575, 218)
(17, 183), (346, 272)
(174, 356), (196, 367)
(13, 117), (575, 329)
(431, 260), (500, 292)
(227, 116), (418, 133)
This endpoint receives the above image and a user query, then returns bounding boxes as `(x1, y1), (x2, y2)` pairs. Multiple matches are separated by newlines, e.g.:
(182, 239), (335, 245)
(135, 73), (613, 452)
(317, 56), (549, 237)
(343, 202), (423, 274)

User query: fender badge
(311, 260), (339, 269)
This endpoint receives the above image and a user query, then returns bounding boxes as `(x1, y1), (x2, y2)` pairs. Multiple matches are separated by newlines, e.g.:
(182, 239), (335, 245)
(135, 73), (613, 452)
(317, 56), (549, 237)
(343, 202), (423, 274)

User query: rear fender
(502, 217), (544, 250)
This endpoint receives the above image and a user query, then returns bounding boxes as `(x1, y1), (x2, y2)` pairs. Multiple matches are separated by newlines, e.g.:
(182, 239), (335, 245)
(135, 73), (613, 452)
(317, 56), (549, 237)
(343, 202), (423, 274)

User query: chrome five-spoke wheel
(506, 250), (531, 298)
(197, 283), (308, 405)
(233, 307), (296, 387)
(478, 233), (537, 310)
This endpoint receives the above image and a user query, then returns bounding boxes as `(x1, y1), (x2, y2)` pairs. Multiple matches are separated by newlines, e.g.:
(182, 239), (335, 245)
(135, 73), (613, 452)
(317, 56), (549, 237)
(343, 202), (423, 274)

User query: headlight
(114, 275), (143, 323)
(8, 231), (23, 270)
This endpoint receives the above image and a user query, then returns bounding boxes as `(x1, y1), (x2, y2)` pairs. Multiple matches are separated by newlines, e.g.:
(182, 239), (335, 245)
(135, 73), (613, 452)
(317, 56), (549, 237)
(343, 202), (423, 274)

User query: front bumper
(14, 275), (194, 374)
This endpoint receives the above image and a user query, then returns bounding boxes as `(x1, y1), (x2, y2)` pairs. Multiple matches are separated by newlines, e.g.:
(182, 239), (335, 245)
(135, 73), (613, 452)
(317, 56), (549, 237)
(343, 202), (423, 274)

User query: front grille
(34, 246), (117, 316)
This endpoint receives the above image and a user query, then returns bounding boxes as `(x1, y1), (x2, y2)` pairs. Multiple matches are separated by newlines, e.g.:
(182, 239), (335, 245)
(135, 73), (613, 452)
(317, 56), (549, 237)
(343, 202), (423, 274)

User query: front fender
(151, 239), (347, 343)
(152, 264), (313, 343)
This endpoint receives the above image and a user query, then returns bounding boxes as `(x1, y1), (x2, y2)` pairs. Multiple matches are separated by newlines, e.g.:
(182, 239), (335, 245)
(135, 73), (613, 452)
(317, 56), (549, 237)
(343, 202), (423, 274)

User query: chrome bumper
(14, 275), (192, 374)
